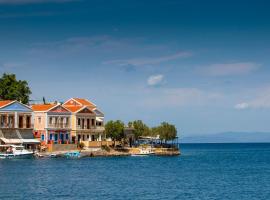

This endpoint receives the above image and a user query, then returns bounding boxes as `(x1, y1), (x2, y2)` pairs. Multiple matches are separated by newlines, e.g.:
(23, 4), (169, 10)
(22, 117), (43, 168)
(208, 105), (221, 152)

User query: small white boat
(0, 145), (34, 159)
(131, 147), (155, 156)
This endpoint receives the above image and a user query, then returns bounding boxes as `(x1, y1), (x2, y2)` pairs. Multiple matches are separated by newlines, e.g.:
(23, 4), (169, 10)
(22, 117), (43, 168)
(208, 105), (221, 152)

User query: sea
(0, 143), (270, 200)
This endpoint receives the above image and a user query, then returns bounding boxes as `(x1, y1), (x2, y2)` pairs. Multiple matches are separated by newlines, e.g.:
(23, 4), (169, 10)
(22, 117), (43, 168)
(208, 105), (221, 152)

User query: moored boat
(131, 146), (155, 156)
(0, 145), (34, 159)
(64, 151), (81, 158)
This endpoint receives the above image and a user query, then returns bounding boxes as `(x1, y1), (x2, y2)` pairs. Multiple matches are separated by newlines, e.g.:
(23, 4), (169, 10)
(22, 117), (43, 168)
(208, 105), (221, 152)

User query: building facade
(31, 104), (72, 145)
(63, 98), (105, 147)
(0, 100), (39, 149)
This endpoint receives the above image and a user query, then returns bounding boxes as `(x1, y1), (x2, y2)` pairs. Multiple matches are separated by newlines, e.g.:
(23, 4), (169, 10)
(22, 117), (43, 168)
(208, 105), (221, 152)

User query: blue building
(0, 100), (39, 149)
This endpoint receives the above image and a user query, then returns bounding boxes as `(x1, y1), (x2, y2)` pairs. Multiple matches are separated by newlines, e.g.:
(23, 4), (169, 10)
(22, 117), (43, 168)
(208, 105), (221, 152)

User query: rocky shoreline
(37, 147), (180, 158)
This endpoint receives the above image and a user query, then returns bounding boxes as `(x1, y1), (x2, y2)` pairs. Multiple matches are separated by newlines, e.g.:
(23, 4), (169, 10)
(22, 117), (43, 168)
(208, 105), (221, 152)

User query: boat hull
(0, 153), (34, 159)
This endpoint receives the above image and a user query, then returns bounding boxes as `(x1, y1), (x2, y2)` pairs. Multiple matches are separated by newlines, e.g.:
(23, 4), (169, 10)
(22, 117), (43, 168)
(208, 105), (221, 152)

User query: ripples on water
(0, 143), (270, 200)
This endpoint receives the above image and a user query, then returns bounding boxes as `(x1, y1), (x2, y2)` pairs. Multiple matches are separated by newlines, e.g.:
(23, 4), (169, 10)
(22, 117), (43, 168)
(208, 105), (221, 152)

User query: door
(55, 134), (58, 144)
(60, 133), (64, 143)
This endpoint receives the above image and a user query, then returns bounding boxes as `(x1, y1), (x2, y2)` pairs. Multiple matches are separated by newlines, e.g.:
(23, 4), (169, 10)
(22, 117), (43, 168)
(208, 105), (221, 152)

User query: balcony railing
(76, 126), (105, 130)
(0, 123), (33, 129)
(47, 123), (70, 129)
(18, 124), (33, 129)
(0, 123), (14, 128)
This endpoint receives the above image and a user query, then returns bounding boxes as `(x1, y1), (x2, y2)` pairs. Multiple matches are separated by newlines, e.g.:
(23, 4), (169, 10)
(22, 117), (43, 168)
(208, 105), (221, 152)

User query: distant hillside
(181, 132), (270, 143)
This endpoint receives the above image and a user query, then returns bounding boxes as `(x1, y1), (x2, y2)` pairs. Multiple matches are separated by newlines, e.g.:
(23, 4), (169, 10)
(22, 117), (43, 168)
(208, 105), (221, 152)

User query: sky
(0, 0), (270, 136)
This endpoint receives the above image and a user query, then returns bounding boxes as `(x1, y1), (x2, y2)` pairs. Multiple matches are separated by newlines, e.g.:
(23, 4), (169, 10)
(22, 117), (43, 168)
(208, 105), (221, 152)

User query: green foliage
(151, 126), (160, 137)
(78, 142), (85, 149)
(0, 73), (32, 104)
(128, 120), (150, 139)
(153, 122), (177, 142)
(101, 145), (110, 152)
(105, 120), (125, 141)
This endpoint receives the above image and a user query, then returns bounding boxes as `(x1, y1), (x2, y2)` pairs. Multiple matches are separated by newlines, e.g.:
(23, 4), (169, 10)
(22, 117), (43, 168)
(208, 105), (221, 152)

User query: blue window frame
(55, 134), (58, 141)
(66, 133), (69, 140)
(41, 134), (45, 141)
(50, 133), (53, 140)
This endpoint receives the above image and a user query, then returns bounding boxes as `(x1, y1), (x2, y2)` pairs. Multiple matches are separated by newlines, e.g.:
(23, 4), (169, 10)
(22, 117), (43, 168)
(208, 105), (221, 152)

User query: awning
(96, 117), (103, 122)
(21, 139), (40, 144)
(0, 138), (22, 144)
(0, 138), (40, 144)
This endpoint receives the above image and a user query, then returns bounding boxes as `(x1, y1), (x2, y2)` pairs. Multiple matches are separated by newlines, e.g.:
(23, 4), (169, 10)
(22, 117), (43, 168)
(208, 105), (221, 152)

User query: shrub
(78, 142), (85, 149)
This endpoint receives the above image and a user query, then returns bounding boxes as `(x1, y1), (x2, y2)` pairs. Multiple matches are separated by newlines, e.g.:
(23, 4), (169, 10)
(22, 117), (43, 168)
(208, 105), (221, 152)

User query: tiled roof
(31, 104), (56, 111)
(73, 98), (96, 107)
(63, 105), (83, 113)
(0, 100), (14, 108)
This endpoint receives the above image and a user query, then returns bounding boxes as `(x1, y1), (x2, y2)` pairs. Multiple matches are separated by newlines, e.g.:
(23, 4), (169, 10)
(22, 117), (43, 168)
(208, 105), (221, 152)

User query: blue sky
(0, 0), (270, 136)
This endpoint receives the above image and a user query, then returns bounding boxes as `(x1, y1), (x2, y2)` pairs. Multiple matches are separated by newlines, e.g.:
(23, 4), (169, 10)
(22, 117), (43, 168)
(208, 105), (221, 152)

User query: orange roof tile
(0, 100), (14, 108)
(63, 105), (83, 113)
(73, 98), (96, 107)
(31, 104), (56, 111)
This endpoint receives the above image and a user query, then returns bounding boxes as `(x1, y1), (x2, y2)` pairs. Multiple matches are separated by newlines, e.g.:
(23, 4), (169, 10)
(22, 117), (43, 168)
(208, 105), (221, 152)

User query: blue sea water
(0, 143), (270, 200)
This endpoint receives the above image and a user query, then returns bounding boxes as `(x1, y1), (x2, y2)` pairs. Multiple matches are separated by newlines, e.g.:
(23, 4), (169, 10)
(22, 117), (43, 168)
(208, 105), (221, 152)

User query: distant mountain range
(181, 132), (270, 143)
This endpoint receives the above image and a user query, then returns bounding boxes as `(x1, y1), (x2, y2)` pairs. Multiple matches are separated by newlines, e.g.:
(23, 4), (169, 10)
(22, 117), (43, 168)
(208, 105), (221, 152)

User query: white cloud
(203, 62), (260, 76)
(0, 0), (76, 4)
(235, 102), (249, 110)
(147, 74), (164, 86)
(104, 51), (192, 67)
(235, 87), (270, 110)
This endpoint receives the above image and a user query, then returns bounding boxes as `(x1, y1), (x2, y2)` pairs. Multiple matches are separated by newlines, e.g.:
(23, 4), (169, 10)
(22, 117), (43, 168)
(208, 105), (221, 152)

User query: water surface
(0, 143), (270, 200)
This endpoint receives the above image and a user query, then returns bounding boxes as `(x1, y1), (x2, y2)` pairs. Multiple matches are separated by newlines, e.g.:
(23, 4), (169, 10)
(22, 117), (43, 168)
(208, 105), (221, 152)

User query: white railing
(47, 123), (70, 129)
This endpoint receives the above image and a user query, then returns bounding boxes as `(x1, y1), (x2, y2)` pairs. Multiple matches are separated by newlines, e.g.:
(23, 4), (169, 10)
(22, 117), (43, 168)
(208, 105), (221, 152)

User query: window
(26, 116), (31, 128)
(78, 118), (81, 126)
(87, 119), (90, 129)
(41, 134), (45, 141)
(19, 116), (23, 128)
(49, 117), (52, 124)
(50, 133), (53, 140)
(96, 122), (102, 126)
(66, 133), (69, 140)
(82, 119), (85, 129)
(38, 117), (41, 124)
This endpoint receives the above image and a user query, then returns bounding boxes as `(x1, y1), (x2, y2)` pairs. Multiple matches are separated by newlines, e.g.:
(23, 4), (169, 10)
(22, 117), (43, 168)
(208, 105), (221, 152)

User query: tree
(154, 122), (177, 142)
(128, 120), (151, 139)
(42, 97), (46, 104)
(0, 73), (32, 104)
(105, 120), (125, 146)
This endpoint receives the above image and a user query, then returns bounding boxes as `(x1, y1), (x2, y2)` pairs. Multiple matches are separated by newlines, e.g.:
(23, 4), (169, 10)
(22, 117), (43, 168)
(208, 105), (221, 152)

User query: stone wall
(47, 144), (77, 152)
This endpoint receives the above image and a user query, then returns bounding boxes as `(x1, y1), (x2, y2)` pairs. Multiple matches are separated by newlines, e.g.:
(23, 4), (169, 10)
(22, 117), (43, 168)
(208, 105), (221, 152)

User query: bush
(78, 142), (85, 149)
(101, 145), (110, 152)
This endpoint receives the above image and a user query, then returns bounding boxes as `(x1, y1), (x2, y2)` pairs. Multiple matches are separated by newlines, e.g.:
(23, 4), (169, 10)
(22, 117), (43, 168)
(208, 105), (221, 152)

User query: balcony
(0, 123), (33, 129)
(47, 123), (70, 129)
(0, 123), (15, 129)
(18, 123), (33, 129)
(77, 125), (92, 130)
(76, 125), (104, 131)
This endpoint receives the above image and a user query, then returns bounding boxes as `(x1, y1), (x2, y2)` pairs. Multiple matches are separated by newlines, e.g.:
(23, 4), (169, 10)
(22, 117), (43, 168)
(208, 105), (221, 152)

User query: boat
(0, 145), (34, 159)
(64, 151), (80, 158)
(131, 147), (155, 156)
